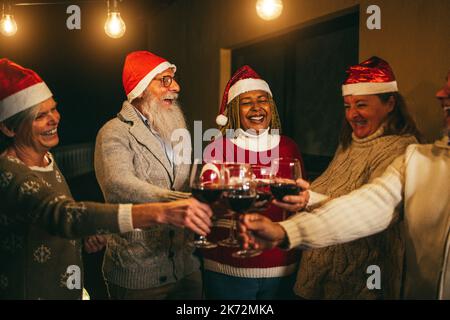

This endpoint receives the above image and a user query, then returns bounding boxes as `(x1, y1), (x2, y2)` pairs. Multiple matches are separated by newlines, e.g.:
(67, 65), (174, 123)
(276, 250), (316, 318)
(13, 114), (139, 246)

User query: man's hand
(273, 178), (310, 213)
(159, 198), (213, 236)
(83, 235), (107, 254)
(238, 214), (287, 250)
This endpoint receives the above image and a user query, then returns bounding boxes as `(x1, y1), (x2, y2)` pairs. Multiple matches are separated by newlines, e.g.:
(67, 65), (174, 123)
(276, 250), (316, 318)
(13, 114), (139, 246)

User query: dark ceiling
(11, 0), (178, 18)
(1, 0), (181, 146)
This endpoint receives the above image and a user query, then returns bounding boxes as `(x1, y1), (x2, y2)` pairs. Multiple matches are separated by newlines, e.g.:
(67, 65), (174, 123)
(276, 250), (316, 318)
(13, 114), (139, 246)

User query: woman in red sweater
(201, 65), (305, 299)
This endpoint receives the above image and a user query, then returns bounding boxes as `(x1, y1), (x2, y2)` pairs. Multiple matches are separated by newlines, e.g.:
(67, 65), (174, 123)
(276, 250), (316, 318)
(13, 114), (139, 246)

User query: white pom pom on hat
(215, 114), (228, 126)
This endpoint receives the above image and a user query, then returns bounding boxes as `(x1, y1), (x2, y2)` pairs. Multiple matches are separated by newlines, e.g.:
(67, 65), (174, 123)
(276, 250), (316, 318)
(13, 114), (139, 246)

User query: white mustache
(162, 93), (179, 100)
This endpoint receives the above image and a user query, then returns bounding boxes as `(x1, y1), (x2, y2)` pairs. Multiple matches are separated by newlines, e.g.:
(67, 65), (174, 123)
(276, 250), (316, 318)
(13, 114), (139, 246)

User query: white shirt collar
(133, 107), (174, 167)
(133, 107), (152, 128)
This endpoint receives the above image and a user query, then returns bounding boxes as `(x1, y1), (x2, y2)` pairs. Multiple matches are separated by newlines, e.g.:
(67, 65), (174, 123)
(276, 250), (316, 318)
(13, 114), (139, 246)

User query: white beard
(141, 93), (187, 145)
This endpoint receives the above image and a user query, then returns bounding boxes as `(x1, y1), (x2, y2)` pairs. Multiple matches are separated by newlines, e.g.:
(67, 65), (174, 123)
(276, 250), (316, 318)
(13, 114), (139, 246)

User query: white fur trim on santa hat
(200, 162), (222, 178)
(127, 61), (176, 102)
(227, 78), (272, 104)
(216, 114), (228, 126)
(342, 81), (398, 96)
(0, 82), (52, 122)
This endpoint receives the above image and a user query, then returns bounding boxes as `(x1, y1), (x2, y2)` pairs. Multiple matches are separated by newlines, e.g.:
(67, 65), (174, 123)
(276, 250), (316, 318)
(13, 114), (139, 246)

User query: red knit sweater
(201, 132), (305, 278)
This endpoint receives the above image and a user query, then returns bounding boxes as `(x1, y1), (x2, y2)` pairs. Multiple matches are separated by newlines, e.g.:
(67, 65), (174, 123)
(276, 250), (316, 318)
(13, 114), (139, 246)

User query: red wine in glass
(226, 192), (256, 213)
(256, 191), (272, 203)
(251, 165), (273, 211)
(189, 160), (223, 249)
(192, 186), (224, 204)
(218, 164), (253, 248)
(270, 158), (303, 219)
(270, 183), (301, 201)
(254, 183), (272, 211)
(224, 189), (262, 258)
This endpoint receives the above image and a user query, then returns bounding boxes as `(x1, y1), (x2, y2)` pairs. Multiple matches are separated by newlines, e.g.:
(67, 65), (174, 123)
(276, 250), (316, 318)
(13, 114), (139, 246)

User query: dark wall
(0, 1), (148, 146)
(232, 12), (359, 157)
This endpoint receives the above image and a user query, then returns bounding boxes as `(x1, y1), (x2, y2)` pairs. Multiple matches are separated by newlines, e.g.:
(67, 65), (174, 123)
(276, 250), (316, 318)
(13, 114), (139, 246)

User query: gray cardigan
(94, 101), (198, 289)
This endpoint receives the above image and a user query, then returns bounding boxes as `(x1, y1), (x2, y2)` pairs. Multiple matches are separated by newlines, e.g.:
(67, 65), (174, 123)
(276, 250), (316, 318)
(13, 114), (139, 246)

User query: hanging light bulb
(0, 14), (17, 36)
(256, 0), (283, 21)
(104, 0), (126, 39)
(0, 3), (17, 37)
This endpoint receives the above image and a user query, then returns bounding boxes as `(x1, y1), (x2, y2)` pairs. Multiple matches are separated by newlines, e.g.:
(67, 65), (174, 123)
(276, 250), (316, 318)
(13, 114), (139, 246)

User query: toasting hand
(272, 178), (310, 213)
(84, 235), (108, 254)
(159, 198), (213, 236)
(238, 214), (288, 251)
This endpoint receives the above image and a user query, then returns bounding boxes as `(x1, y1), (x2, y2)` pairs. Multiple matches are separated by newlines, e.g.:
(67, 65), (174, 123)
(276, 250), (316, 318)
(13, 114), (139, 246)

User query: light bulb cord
(107, 0), (121, 14)
(2, 2), (12, 18)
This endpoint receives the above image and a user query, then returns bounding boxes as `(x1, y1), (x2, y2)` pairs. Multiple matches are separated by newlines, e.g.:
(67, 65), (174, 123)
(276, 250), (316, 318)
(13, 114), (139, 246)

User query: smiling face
(145, 67), (180, 108)
(28, 97), (60, 152)
(239, 90), (272, 133)
(8, 97), (61, 158)
(344, 94), (394, 139)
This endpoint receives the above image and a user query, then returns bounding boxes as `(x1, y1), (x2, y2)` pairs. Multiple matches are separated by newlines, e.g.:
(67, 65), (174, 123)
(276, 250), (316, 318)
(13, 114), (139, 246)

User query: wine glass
(220, 163), (262, 258)
(189, 159), (224, 249)
(250, 164), (273, 212)
(217, 163), (250, 248)
(269, 158), (302, 219)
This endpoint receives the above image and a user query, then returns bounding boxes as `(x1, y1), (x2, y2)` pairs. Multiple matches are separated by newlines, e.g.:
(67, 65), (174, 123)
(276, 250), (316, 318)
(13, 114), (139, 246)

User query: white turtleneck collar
(351, 125), (385, 145)
(230, 128), (281, 152)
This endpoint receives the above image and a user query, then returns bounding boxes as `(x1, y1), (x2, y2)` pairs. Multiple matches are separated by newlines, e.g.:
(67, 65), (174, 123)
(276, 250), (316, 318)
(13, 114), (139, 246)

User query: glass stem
(228, 213), (237, 241)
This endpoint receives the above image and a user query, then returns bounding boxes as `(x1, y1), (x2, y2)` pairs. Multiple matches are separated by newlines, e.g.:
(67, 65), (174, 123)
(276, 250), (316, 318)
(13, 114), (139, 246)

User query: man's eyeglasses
(152, 75), (178, 88)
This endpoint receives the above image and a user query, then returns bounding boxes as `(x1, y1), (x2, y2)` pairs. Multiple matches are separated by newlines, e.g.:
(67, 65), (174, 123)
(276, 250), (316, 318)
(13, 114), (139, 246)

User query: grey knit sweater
(94, 101), (198, 289)
(295, 127), (418, 299)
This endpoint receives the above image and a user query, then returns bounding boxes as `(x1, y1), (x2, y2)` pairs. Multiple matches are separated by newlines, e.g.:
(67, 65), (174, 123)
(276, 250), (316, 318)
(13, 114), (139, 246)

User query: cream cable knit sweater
(295, 126), (417, 299)
(281, 136), (449, 299)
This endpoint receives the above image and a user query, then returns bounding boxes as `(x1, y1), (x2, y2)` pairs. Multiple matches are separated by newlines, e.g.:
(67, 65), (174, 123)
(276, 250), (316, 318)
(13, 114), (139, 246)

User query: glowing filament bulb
(256, 0), (283, 21)
(0, 14), (17, 37)
(104, 11), (126, 39)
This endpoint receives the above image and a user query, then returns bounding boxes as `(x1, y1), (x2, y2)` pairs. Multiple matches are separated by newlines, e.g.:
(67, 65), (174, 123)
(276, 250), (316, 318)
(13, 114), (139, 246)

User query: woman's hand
(238, 214), (287, 250)
(132, 199), (213, 235)
(272, 178), (310, 213)
(83, 235), (107, 254)
(157, 198), (213, 236)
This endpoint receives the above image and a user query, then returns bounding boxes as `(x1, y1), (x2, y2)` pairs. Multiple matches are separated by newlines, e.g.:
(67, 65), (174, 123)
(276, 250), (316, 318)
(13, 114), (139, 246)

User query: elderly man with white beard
(93, 51), (200, 300)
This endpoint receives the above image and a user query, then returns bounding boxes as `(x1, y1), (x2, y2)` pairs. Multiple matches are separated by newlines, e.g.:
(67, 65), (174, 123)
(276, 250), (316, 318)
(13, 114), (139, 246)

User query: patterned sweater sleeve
(1, 160), (123, 239)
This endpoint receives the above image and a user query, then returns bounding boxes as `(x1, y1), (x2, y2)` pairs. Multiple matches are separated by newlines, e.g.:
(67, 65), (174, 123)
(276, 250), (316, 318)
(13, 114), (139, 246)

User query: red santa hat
(0, 58), (53, 122)
(436, 70), (450, 99)
(122, 51), (176, 102)
(216, 65), (272, 126)
(342, 56), (398, 96)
